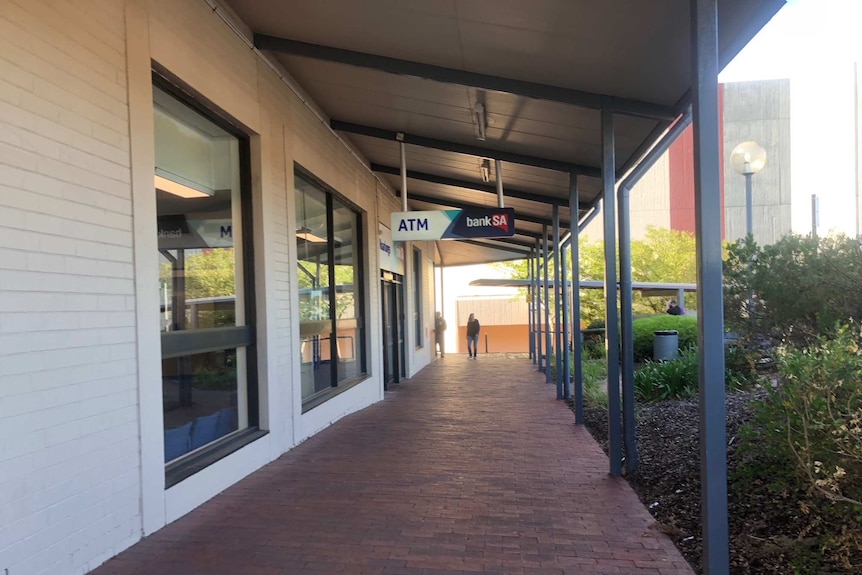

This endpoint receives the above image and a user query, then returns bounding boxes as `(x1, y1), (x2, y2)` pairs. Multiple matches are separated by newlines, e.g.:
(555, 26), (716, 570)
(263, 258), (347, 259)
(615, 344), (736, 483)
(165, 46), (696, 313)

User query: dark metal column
(602, 110), (622, 477)
(692, 0), (730, 571)
(528, 248), (535, 361)
(570, 173), (584, 423)
(553, 205), (563, 398)
(536, 239), (544, 371)
(618, 181), (638, 473)
(618, 110), (693, 474)
(543, 225), (552, 384)
(561, 240), (572, 399)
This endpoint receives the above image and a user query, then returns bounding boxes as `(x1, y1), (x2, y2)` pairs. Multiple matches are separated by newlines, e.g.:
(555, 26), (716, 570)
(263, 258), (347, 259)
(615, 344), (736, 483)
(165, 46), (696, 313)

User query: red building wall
(668, 84), (726, 240)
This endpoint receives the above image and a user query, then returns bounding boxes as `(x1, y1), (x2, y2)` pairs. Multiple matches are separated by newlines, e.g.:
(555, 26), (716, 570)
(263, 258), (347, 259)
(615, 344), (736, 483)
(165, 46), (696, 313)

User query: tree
(495, 226), (698, 325)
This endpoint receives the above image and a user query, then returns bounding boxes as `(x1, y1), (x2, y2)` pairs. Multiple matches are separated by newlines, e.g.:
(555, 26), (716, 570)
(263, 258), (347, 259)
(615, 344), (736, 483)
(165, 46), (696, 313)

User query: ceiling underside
(223, 0), (785, 267)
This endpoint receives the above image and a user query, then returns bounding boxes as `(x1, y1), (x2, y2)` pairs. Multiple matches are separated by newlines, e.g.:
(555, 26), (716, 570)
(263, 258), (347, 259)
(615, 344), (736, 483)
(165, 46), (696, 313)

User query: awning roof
(224, 0), (784, 266)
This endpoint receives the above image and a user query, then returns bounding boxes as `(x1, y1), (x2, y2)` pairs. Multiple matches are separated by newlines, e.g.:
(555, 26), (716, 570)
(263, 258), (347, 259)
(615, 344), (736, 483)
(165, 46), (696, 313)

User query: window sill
(301, 374), (370, 414)
(165, 427), (268, 488)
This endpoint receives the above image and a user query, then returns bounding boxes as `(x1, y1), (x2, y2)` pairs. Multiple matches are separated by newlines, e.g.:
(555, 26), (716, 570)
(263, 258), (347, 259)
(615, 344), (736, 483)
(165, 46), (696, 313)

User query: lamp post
(730, 141), (767, 322)
(730, 141), (767, 239)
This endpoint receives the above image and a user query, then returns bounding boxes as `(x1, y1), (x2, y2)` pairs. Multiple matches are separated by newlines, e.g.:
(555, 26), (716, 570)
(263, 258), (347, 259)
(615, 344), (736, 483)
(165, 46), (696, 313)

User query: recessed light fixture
(154, 168), (214, 199)
(473, 103), (487, 141)
(480, 159), (491, 183)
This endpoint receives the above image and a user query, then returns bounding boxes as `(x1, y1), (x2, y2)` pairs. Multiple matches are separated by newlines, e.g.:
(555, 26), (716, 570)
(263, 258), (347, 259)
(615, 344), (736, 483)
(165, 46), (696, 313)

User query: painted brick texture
(0, 1), (141, 574)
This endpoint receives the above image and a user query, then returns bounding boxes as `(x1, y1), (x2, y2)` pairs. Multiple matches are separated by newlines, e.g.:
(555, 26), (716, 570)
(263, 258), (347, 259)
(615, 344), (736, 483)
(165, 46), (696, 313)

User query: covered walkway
(93, 356), (691, 575)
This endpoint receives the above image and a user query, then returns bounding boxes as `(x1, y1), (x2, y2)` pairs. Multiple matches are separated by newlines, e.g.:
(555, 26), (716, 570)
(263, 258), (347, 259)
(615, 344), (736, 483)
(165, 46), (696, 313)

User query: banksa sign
(391, 208), (516, 241)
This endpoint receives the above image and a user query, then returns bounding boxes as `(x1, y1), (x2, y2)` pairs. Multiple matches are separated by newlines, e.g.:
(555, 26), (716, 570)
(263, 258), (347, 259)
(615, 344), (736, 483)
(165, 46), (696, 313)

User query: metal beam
(396, 191), (572, 229)
(332, 120), (599, 176)
(372, 164), (584, 208)
(255, 34), (679, 122)
(456, 235), (539, 250)
(456, 238), (532, 255)
(692, 0), (729, 572)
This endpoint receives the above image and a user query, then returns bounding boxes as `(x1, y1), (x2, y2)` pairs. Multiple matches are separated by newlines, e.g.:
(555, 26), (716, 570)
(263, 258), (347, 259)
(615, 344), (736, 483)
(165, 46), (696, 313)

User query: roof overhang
(222, 0), (785, 266)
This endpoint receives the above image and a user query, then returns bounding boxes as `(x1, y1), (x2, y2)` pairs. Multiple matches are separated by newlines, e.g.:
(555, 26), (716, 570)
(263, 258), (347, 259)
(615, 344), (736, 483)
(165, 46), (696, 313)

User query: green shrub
(733, 325), (862, 568)
(632, 315), (698, 362)
(775, 325), (862, 508)
(634, 346), (699, 401)
(633, 345), (752, 402)
(581, 358), (608, 406)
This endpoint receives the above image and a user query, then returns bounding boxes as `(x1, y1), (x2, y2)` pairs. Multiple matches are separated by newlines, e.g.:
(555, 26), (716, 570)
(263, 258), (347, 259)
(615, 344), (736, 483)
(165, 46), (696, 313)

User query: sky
(719, 0), (862, 235)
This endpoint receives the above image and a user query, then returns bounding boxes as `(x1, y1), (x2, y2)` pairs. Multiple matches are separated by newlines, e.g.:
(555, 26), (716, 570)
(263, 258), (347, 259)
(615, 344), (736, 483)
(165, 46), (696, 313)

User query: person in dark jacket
(466, 313), (480, 359)
(666, 299), (683, 315)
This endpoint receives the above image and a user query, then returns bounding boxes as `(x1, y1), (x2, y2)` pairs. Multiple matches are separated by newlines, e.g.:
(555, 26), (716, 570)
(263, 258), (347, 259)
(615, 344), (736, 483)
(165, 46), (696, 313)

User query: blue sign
(391, 208), (515, 241)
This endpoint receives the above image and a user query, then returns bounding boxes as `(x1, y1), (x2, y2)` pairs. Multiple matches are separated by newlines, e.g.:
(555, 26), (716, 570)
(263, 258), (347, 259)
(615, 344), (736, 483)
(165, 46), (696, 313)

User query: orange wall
(457, 325), (529, 353)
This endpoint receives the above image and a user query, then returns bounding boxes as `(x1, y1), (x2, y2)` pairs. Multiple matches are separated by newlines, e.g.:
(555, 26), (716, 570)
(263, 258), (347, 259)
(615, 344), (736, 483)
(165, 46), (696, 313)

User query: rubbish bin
(653, 330), (679, 361)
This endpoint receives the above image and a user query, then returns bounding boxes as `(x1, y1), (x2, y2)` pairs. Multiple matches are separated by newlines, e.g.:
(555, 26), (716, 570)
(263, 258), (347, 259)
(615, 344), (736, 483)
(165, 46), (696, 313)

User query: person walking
(466, 313), (480, 359)
(434, 311), (447, 358)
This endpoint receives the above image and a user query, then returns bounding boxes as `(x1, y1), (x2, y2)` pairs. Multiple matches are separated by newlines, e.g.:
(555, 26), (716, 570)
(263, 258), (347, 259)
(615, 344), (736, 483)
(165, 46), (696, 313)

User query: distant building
(583, 79), (792, 245)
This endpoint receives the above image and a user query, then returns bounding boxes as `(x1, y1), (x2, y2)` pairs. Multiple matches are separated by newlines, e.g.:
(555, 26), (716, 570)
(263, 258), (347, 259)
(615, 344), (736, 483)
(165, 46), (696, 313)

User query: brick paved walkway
(93, 354), (693, 575)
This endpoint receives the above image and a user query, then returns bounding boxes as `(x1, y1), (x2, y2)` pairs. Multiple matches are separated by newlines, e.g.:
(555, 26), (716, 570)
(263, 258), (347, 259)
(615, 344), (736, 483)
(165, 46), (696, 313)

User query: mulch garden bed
(578, 390), (858, 574)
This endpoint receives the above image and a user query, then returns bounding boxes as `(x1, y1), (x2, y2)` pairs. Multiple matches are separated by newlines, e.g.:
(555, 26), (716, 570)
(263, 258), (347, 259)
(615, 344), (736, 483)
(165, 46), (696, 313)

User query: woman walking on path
(466, 313), (480, 359)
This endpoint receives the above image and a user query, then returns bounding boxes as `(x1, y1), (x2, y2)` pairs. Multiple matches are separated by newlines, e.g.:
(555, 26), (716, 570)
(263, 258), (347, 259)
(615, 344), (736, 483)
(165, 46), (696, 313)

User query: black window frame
(295, 165), (368, 413)
(152, 68), (265, 488)
(413, 247), (423, 348)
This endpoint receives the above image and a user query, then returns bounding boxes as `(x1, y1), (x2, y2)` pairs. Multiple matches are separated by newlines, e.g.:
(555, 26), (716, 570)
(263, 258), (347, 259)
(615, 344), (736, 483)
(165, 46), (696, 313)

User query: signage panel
(378, 222), (405, 275)
(391, 208), (515, 241)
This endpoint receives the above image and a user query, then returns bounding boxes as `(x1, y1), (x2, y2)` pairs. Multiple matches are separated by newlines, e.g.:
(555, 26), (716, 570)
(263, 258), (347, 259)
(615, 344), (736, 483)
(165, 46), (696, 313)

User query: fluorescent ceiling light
(154, 168), (214, 199)
(473, 103), (486, 141)
(480, 159), (491, 183)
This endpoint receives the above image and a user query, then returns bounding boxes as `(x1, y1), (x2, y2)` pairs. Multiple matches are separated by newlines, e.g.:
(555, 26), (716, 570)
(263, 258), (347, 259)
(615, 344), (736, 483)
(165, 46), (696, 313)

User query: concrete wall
(722, 79), (792, 244)
(0, 1), (436, 574)
(581, 79), (791, 246)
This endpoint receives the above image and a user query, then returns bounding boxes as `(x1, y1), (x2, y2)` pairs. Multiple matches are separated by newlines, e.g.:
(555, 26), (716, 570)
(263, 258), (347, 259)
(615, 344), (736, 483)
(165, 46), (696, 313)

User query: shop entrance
(381, 272), (405, 389)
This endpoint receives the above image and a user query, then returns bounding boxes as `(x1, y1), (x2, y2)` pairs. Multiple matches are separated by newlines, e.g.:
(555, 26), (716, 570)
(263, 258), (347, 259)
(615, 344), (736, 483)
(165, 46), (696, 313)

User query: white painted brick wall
(0, 1), (141, 575)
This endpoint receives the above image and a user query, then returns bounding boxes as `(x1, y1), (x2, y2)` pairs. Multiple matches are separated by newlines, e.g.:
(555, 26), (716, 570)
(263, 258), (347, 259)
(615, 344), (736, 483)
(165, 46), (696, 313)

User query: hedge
(632, 315), (698, 362)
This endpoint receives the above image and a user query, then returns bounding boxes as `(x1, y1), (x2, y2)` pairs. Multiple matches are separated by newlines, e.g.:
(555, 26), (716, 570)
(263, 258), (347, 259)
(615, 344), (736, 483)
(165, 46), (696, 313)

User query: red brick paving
(92, 354), (694, 574)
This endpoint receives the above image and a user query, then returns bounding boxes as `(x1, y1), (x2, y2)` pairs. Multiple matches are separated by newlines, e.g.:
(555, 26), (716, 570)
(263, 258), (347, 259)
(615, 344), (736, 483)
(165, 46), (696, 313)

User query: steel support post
(536, 239), (544, 371)
(745, 172), (753, 238)
(561, 240), (572, 399)
(528, 248), (535, 361)
(543, 226), (552, 384)
(602, 110), (622, 477)
(553, 206), (563, 398)
(400, 141), (408, 212)
(570, 172), (584, 423)
(692, 0), (730, 571)
(618, 186), (639, 473)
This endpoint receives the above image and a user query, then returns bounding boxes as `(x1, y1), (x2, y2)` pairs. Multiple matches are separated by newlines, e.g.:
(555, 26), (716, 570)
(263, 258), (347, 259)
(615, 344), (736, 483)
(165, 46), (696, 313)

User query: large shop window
(296, 171), (366, 408)
(154, 82), (259, 480)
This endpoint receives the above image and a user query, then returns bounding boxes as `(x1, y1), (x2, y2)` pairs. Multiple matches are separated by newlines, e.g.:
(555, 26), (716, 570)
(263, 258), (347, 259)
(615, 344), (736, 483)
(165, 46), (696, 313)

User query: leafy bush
(634, 345), (754, 402)
(734, 325), (862, 568)
(581, 358), (608, 407)
(724, 233), (862, 348)
(634, 346), (699, 401)
(632, 315), (698, 362)
(775, 325), (862, 508)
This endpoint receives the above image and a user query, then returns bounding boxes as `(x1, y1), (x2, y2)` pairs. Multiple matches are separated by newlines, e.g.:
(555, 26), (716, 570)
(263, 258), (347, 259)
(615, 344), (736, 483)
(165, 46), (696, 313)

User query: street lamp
(730, 141), (767, 238)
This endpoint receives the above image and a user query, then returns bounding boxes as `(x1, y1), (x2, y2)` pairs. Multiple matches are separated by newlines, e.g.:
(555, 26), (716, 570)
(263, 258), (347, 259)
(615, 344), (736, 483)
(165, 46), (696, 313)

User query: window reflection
(162, 349), (245, 462)
(155, 84), (251, 463)
(296, 173), (366, 403)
